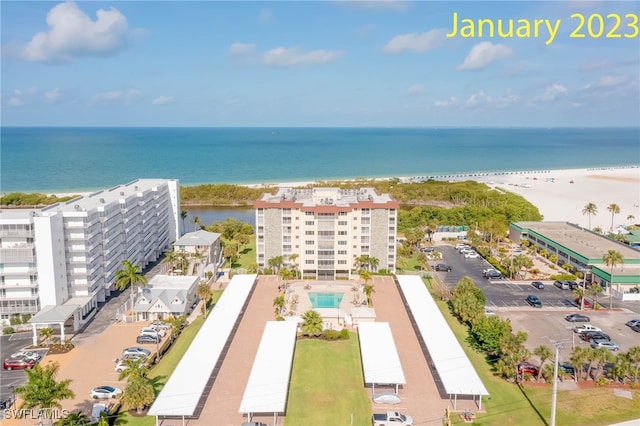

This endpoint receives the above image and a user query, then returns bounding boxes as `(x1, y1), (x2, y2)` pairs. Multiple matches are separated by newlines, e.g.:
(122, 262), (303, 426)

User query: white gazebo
(27, 304), (81, 346)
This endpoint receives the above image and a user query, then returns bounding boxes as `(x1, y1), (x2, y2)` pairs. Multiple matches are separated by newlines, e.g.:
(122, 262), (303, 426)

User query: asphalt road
(431, 245), (640, 313)
(0, 334), (48, 402)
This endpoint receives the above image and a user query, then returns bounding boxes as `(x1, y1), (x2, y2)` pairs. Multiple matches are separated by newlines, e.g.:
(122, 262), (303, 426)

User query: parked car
(372, 392), (402, 405)
(484, 307), (497, 316)
(554, 280), (569, 290)
(140, 327), (165, 338)
(419, 246), (434, 253)
(150, 321), (171, 331)
(434, 264), (452, 272)
(90, 386), (123, 399)
(532, 281), (545, 290)
(518, 362), (540, 376)
(565, 313), (590, 322)
(590, 340), (619, 351)
(241, 423), (269, 426)
(122, 347), (151, 358)
(558, 364), (576, 376)
(464, 252), (480, 259)
(575, 298), (591, 308)
(573, 324), (601, 334)
(10, 351), (42, 362)
(625, 319), (640, 328)
(566, 281), (579, 290)
(631, 324), (640, 333)
(372, 411), (413, 426)
(483, 269), (504, 280)
(136, 334), (160, 344)
(525, 295), (542, 308)
(579, 331), (610, 342)
(3, 357), (36, 370)
(455, 243), (470, 250)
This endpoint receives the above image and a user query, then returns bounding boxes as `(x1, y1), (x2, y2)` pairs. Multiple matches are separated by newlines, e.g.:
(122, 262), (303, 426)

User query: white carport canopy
(396, 275), (489, 409)
(148, 274), (257, 418)
(239, 321), (298, 424)
(358, 322), (406, 394)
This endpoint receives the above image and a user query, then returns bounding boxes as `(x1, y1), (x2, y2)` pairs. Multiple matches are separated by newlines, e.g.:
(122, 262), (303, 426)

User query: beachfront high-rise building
(0, 179), (181, 327)
(254, 188), (398, 279)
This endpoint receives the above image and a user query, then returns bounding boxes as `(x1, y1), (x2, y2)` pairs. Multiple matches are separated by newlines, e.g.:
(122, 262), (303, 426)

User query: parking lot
(0, 334), (49, 402)
(430, 243), (640, 363)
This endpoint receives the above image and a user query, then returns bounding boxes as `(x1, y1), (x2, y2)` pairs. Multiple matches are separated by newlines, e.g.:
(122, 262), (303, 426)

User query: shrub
(340, 328), (350, 339)
(550, 273), (577, 280)
(595, 377), (609, 386)
(322, 329), (350, 340)
(3, 326), (15, 334)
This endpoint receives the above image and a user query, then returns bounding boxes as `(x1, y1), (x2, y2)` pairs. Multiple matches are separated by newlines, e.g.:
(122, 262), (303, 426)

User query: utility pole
(550, 343), (560, 426)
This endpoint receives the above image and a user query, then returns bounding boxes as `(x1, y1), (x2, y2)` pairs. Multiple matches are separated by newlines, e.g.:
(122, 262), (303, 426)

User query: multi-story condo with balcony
(0, 179), (181, 326)
(254, 187), (398, 280)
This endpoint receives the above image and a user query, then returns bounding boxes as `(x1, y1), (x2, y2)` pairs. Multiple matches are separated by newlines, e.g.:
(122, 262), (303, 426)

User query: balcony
(0, 248), (35, 263)
(0, 228), (33, 238)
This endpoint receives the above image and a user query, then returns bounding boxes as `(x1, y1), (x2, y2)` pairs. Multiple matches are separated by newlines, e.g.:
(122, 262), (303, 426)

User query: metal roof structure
(239, 321), (298, 422)
(396, 275), (489, 408)
(358, 322), (406, 393)
(174, 230), (221, 247)
(148, 274), (257, 418)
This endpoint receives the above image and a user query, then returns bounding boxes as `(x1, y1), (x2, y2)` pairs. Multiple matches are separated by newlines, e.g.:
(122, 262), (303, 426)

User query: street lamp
(9, 385), (16, 408)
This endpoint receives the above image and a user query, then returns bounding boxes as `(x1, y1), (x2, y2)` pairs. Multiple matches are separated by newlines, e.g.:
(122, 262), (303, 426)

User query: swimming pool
(309, 292), (344, 309)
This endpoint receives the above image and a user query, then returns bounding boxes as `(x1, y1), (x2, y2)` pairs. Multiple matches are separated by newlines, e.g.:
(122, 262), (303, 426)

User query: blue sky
(1, 0), (639, 127)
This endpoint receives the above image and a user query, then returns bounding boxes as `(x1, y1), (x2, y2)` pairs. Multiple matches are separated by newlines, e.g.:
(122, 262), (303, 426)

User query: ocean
(1, 127), (639, 194)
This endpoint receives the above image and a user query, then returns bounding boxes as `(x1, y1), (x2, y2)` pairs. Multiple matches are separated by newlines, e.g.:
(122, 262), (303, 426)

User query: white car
(122, 347), (151, 358)
(464, 252), (480, 259)
(90, 386), (122, 399)
(484, 307), (497, 316)
(10, 351), (42, 362)
(574, 324), (601, 334)
(140, 327), (165, 338)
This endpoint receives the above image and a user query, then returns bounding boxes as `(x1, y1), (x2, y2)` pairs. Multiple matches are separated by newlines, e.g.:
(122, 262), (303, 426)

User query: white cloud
(90, 88), (141, 105)
(7, 97), (24, 107)
(458, 42), (514, 71)
(337, 0), (409, 11)
(228, 42), (257, 56)
(583, 75), (628, 89)
(152, 96), (174, 105)
(465, 90), (493, 107)
(383, 29), (447, 53)
(356, 23), (376, 37)
(16, 1), (129, 63)
(495, 94), (519, 108)
(407, 84), (426, 95)
(4, 86), (38, 106)
(258, 9), (273, 23)
(44, 88), (62, 103)
(262, 47), (343, 67)
(535, 84), (568, 102)
(434, 96), (457, 107)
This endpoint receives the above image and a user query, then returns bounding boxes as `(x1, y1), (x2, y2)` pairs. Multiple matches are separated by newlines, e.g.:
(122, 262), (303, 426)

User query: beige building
(254, 188), (399, 279)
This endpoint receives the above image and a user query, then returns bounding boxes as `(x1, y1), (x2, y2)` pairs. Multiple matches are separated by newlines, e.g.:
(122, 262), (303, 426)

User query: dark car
(518, 362), (539, 376)
(565, 313), (590, 322)
(532, 281), (545, 290)
(3, 357), (37, 370)
(559, 364), (576, 376)
(631, 324), (640, 333)
(136, 334), (160, 344)
(579, 331), (610, 342)
(625, 319), (640, 328)
(566, 281), (579, 290)
(526, 295), (542, 308)
(434, 264), (452, 272)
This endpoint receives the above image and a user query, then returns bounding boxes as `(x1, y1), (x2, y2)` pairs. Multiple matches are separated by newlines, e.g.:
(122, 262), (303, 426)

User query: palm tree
(121, 377), (155, 414)
(363, 284), (375, 307)
(592, 347), (613, 380)
(288, 253), (299, 278)
(161, 250), (178, 274)
(587, 283), (604, 310)
(582, 203), (598, 230)
(180, 210), (188, 234)
(15, 362), (74, 414)
(368, 256), (380, 272)
(603, 249), (624, 309)
(607, 203), (620, 231)
(570, 347), (589, 382)
(54, 411), (90, 426)
(416, 252), (428, 271)
(191, 215), (201, 232)
(273, 294), (285, 316)
(39, 327), (54, 344)
(301, 310), (323, 337)
(196, 282), (213, 316)
(628, 214), (636, 224)
(115, 260), (148, 316)
(117, 357), (148, 382)
(533, 345), (553, 381)
(627, 346), (640, 382)
(573, 286), (587, 311)
(354, 255), (370, 271)
(191, 248), (206, 271)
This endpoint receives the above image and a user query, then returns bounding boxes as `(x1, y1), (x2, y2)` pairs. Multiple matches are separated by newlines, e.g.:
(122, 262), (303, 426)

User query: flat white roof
(396, 275), (489, 396)
(239, 321), (298, 415)
(358, 322), (406, 386)
(148, 274), (257, 417)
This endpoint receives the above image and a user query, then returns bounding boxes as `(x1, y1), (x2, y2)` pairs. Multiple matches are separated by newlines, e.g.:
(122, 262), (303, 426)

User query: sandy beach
(50, 166), (640, 231)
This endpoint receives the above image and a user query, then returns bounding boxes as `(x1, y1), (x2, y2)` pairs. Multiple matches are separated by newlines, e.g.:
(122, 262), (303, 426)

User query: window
(338, 221), (347, 226)
(361, 208), (370, 215)
(389, 227), (395, 233)
(283, 245), (292, 252)
(361, 218), (370, 225)
(305, 211), (314, 216)
(338, 212), (347, 216)
(338, 260), (347, 265)
(361, 227), (370, 233)
(305, 259), (315, 265)
(283, 208), (291, 214)
(361, 245), (370, 252)
(305, 230), (315, 235)
(283, 236), (291, 242)
(305, 240), (315, 245)
(338, 250), (347, 255)
(338, 241), (347, 246)
(305, 250), (315, 255)
(305, 221), (315, 226)
(338, 231), (347, 236)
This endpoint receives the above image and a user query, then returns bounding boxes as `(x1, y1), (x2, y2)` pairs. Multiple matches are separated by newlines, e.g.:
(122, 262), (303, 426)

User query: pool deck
(282, 280), (367, 317)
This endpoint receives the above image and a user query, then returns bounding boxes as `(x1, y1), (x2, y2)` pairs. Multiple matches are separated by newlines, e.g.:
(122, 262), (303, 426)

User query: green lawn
(117, 290), (223, 425)
(235, 236), (256, 270)
(285, 334), (372, 426)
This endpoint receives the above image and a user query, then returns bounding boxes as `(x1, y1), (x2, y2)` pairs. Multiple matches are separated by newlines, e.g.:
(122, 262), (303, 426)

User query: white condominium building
(0, 179), (181, 325)
(254, 188), (398, 280)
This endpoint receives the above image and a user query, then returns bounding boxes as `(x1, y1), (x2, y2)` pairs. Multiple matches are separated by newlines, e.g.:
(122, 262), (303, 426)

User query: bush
(3, 326), (15, 335)
(550, 273), (577, 280)
(322, 329), (350, 340)
(596, 377), (609, 386)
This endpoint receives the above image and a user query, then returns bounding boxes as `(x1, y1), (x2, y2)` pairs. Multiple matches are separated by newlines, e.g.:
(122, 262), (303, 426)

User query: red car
(575, 298), (591, 308)
(518, 362), (540, 376)
(3, 357), (36, 370)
